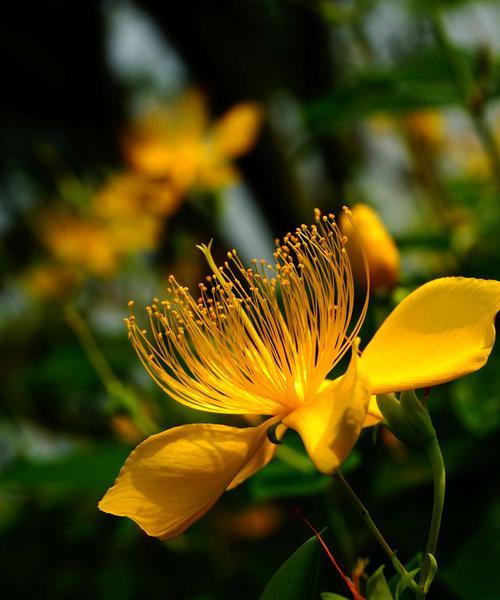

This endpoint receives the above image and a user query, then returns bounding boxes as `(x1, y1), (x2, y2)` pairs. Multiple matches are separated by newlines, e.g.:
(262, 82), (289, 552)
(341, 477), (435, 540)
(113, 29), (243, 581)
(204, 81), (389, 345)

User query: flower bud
(340, 203), (400, 292)
(376, 390), (436, 452)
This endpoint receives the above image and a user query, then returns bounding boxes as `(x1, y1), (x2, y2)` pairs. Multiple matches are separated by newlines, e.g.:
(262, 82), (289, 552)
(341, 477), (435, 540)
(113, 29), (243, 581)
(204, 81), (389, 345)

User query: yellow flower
(40, 209), (158, 279)
(339, 203), (400, 292)
(91, 173), (183, 256)
(41, 213), (119, 277)
(36, 171), (178, 283)
(104, 214), (162, 256)
(122, 90), (262, 191)
(99, 209), (500, 539)
(93, 173), (182, 221)
(23, 263), (78, 299)
(402, 110), (445, 149)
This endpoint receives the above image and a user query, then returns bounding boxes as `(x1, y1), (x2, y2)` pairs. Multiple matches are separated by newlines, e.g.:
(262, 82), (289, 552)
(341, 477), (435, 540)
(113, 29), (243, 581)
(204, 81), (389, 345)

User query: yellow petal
(99, 419), (275, 539)
(211, 102), (262, 157)
(170, 89), (209, 139)
(362, 277), (500, 394)
(282, 347), (371, 474)
(363, 396), (383, 427)
(227, 425), (283, 490)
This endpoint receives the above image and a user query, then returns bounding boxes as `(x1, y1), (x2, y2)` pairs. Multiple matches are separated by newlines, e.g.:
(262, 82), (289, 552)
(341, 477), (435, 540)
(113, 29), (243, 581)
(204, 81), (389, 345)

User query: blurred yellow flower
(111, 415), (144, 444)
(402, 110), (445, 148)
(93, 173), (181, 220)
(210, 102), (263, 158)
(107, 214), (162, 256)
(339, 203), (400, 292)
(99, 209), (499, 539)
(122, 90), (262, 192)
(41, 213), (119, 277)
(92, 173), (178, 257)
(23, 263), (78, 299)
(35, 171), (179, 284)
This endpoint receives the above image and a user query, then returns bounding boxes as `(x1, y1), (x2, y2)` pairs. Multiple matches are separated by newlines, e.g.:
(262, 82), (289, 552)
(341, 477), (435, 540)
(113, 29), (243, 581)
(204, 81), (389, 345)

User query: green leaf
(0, 442), (130, 496)
(306, 50), (459, 133)
(366, 565), (393, 600)
(320, 594), (350, 600)
(422, 554), (438, 594)
(394, 568), (420, 600)
(260, 530), (325, 600)
(389, 554), (422, 599)
(306, 48), (500, 134)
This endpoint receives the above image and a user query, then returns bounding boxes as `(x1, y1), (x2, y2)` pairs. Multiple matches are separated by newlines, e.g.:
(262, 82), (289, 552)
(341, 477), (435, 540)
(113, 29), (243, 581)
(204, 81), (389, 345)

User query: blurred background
(1, 0), (499, 598)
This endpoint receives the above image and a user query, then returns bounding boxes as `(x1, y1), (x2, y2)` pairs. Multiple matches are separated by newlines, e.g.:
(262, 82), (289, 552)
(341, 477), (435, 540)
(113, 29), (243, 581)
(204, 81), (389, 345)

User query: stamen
(126, 210), (368, 416)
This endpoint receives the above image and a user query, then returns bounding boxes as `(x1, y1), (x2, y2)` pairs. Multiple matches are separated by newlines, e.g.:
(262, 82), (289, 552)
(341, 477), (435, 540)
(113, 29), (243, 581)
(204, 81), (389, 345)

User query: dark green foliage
(260, 530), (325, 600)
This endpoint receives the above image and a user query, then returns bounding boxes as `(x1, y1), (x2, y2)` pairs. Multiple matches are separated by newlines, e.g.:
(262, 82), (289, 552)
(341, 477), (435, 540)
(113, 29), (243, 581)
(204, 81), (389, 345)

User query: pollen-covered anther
(122, 209), (370, 417)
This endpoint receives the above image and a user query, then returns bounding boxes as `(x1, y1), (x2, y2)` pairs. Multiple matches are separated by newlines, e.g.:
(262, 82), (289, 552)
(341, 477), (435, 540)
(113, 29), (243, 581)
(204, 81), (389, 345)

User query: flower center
(126, 209), (368, 416)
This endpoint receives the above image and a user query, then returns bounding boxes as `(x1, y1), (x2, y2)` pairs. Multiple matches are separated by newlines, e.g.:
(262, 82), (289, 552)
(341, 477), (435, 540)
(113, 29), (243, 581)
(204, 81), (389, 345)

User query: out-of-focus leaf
(372, 455), (430, 499)
(450, 353), (500, 435)
(366, 565), (393, 600)
(307, 51), (456, 132)
(26, 342), (97, 394)
(250, 459), (331, 501)
(307, 49), (500, 133)
(260, 529), (325, 600)
(444, 178), (495, 211)
(441, 501), (500, 599)
(320, 593), (350, 600)
(0, 442), (130, 495)
(394, 231), (451, 251)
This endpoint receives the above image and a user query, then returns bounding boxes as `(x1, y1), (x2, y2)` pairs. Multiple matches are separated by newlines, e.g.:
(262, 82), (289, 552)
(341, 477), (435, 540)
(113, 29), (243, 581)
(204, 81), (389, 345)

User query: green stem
(416, 438), (446, 598)
(333, 470), (419, 592)
(64, 304), (156, 435)
(333, 470), (393, 558)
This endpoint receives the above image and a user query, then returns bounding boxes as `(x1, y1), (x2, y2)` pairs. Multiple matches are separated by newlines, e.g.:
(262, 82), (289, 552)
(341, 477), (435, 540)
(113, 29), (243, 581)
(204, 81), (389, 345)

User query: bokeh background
(1, 1), (499, 598)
